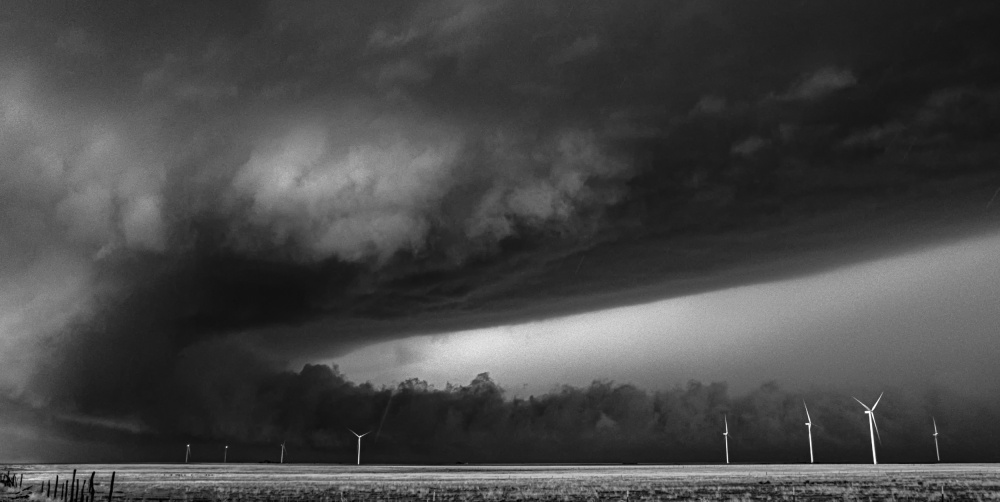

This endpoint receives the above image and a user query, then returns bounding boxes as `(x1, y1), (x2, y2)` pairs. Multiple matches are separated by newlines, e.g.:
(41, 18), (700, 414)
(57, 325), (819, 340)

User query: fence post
(54, 475), (59, 498)
(107, 471), (115, 502)
(89, 471), (96, 502)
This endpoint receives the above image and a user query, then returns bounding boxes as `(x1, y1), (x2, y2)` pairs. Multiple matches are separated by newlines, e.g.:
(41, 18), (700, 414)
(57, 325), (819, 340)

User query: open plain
(4, 463), (1000, 501)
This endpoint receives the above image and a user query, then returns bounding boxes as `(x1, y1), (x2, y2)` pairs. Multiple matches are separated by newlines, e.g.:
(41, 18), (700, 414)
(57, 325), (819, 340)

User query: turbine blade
(348, 428), (358, 437)
(724, 415), (728, 433)
(872, 392), (883, 410)
(872, 413), (882, 445)
(803, 401), (812, 423)
(933, 417), (938, 434)
(852, 397), (871, 411)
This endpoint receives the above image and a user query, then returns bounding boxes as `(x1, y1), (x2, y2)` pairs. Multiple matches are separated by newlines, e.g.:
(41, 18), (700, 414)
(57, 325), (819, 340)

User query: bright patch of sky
(331, 232), (1000, 398)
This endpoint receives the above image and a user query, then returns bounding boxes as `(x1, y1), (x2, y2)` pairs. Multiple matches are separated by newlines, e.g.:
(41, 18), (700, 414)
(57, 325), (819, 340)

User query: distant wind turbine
(280, 442), (286, 464)
(224, 445), (228, 464)
(349, 429), (371, 465)
(723, 415), (730, 464)
(932, 417), (941, 462)
(803, 401), (814, 464)
(852, 392), (884, 465)
(185, 444), (191, 463)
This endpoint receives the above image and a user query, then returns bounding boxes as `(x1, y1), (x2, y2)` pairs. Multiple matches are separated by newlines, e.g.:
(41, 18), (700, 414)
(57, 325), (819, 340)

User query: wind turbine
(932, 417), (940, 462)
(852, 392), (883, 465)
(185, 444), (191, 463)
(804, 401), (814, 464)
(723, 415), (729, 464)
(349, 429), (370, 465)
(224, 445), (228, 464)
(280, 442), (286, 464)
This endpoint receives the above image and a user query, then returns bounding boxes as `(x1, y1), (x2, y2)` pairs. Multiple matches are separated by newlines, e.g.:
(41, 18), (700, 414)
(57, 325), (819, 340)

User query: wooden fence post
(89, 471), (96, 502)
(107, 471), (115, 502)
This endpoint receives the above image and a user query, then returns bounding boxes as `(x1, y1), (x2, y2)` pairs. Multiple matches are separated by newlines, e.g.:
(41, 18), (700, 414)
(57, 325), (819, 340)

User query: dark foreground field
(3, 463), (999, 501)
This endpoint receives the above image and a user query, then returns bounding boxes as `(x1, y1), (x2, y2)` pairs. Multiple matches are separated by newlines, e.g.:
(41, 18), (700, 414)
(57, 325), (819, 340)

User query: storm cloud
(2, 0), (1000, 461)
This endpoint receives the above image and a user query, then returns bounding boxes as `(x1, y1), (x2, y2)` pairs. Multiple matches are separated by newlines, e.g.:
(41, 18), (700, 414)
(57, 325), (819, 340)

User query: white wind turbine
(349, 429), (371, 465)
(723, 415), (730, 464)
(852, 392), (883, 465)
(224, 445), (228, 464)
(280, 442), (286, 464)
(932, 417), (940, 462)
(803, 401), (814, 464)
(185, 444), (191, 463)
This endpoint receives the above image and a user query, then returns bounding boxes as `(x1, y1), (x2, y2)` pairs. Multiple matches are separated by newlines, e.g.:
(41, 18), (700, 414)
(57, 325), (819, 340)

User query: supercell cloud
(1, 1), (1000, 461)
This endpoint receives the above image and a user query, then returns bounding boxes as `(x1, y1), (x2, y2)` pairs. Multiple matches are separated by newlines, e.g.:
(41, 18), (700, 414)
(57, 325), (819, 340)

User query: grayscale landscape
(3, 1), (1000, 499)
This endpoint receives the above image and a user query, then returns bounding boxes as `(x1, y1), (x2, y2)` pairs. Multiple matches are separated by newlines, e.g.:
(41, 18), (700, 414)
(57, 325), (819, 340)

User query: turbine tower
(224, 445), (228, 464)
(852, 392), (883, 465)
(185, 444), (191, 463)
(932, 417), (940, 462)
(280, 442), (286, 464)
(723, 415), (729, 464)
(804, 401), (814, 464)
(349, 429), (371, 465)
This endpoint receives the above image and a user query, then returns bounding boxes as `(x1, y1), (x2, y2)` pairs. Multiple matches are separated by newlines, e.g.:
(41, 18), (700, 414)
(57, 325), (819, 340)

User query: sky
(331, 231), (1000, 398)
(2, 0), (1000, 462)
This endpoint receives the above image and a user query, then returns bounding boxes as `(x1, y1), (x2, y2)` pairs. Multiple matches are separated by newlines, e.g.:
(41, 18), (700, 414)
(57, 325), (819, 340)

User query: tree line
(134, 364), (1000, 464)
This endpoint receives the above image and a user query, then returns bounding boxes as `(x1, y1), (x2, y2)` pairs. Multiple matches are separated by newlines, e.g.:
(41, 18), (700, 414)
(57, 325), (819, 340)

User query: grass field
(4, 463), (1000, 501)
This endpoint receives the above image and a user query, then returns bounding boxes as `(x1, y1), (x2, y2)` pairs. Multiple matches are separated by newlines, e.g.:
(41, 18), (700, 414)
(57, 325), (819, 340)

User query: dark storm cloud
(2, 0), (1000, 458)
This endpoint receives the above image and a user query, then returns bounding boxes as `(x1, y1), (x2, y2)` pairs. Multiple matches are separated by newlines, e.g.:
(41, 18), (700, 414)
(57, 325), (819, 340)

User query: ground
(3, 463), (999, 501)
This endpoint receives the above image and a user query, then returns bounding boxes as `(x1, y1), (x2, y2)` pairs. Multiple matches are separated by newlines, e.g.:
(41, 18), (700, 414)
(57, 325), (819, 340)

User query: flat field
(4, 463), (1000, 501)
